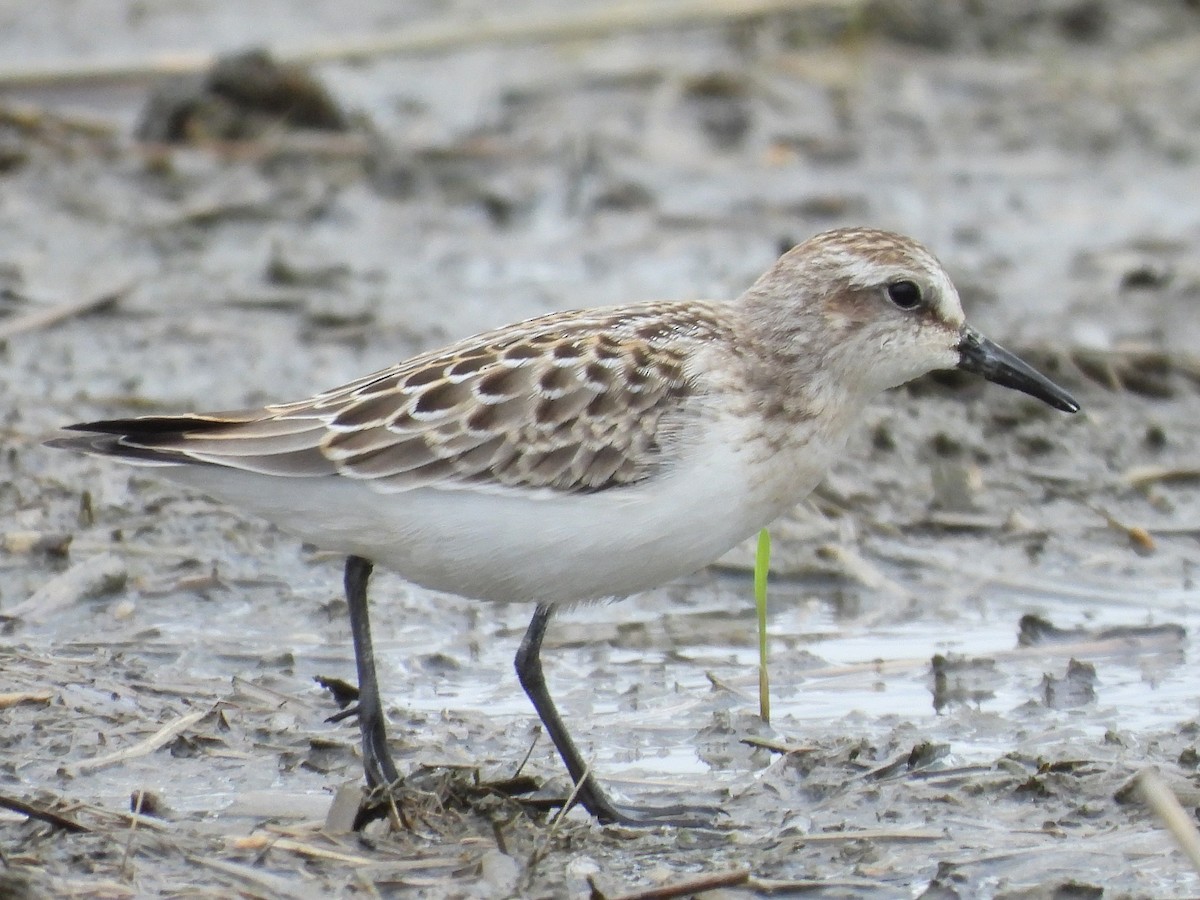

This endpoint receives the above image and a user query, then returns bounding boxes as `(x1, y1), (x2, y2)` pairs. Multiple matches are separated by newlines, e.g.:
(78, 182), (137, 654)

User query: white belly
(163, 413), (843, 604)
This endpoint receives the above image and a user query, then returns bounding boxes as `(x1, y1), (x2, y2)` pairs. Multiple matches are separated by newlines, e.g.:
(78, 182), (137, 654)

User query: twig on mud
(230, 833), (375, 866)
(75, 802), (172, 833)
(231, 832), (462, 870)
(191, 855), (313, 899)
(549, 763), (592, 833)
(381, 781), (405, 833)
(0, 102), (116, 137)
(598, 867), (751, 900)
(0, 283), (130, 342)
(352, 775), (408, 833)
(511, 732), (540, 780)
(741, 735), (818, 755)
(7, 552), (128, 624)
(0, 690), (53, 710)
(782, 828), (942, 846)
(1123, 463), (1200, 489)
(523, 760), (593, 887)
(816, 543), (912, 598)
(0, 792), (90, 833)
(69, 709), (207, 775)
(0, 0), (863, 88)
(1136, 768), (1200, 875)
(120, 791), (146, 879)
(747, 875), (885, 891)
(1089, 504), (1156, 553)
(295, 0), (860, 64)
(230, 675), (305, 709)
(1, 530), (72, 556)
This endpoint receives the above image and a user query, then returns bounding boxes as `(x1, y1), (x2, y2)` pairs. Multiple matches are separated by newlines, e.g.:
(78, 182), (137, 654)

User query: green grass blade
(754, 527), (771, 724)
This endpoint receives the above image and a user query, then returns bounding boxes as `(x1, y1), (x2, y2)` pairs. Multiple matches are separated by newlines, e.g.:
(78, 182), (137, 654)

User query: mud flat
(3, 1), (1200, 896)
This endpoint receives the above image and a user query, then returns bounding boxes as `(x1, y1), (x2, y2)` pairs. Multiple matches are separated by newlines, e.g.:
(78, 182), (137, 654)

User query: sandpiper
(49, 227), (1079, 827)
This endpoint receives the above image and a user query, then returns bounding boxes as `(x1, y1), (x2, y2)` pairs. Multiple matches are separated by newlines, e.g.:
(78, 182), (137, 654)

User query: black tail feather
(45, 432), (203, 465)
(62, 412), (257, 437)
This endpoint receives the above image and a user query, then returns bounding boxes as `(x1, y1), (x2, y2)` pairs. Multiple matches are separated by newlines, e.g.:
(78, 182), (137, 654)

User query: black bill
(957, 327), (1079, 414)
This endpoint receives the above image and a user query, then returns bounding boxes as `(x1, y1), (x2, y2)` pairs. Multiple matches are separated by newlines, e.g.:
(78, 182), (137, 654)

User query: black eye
(886, 280), (923, 310)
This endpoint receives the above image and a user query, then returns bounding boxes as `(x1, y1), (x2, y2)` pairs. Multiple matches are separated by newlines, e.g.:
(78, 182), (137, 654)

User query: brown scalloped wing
(97, 302), (727, 494)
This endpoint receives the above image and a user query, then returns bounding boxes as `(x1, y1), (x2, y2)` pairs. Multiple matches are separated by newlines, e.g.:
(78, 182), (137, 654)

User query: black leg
(344, 555), (400, 789)
(515, 603), (721, 827)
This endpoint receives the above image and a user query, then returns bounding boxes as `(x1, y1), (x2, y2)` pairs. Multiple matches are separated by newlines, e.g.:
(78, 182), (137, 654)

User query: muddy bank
(3, 1), (1200, 896)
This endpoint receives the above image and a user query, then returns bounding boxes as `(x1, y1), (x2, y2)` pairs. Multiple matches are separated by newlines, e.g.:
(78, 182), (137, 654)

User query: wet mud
(3, 1), (1200, 896)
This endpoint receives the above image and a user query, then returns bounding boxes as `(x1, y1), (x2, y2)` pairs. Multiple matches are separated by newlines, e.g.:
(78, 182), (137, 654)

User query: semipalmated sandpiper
(50, 227), (1079, 826)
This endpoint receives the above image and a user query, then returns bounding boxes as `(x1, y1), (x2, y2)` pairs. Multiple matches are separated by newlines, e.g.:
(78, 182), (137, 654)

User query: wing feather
(57, 301), (732, 494)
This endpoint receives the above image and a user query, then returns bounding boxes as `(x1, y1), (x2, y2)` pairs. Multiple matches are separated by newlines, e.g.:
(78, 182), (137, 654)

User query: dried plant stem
(0, 0), (864, 89)
(1137, 768), (1200, 875)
